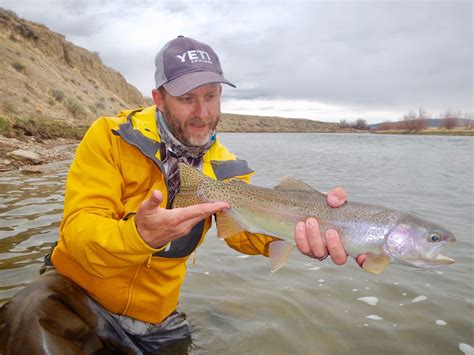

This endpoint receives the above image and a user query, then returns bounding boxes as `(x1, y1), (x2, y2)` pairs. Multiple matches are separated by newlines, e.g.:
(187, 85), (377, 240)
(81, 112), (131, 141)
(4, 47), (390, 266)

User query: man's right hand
(134, 190), (230, 249)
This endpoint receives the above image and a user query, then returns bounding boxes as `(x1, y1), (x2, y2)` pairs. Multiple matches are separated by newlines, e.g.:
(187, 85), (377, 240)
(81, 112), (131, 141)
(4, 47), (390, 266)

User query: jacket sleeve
(224, 231), (274, 257)
(221, 172), (276, 257)
(57, 118), (162, 278)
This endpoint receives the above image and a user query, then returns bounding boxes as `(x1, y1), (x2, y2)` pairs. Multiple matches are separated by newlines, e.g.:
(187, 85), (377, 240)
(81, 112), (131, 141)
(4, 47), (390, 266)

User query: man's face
(152, 83), (222, 147)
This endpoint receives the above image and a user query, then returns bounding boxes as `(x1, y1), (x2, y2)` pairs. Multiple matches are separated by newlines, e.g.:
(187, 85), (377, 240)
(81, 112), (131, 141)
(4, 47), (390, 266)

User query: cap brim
(163, 71), (236, 96)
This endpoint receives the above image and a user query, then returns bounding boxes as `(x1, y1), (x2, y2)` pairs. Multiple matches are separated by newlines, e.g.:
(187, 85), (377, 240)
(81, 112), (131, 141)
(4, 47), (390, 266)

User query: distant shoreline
(1, 127), (472, 173)
(218, 129), (473, 136)
(372, 129), (474, 136)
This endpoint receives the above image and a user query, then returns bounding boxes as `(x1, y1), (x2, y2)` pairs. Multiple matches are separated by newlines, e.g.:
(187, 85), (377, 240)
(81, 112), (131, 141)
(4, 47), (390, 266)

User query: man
(0, 36), (364, 354)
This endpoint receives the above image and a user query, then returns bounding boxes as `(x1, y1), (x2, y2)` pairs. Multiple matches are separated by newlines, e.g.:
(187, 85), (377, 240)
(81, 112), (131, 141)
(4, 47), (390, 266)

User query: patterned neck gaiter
(156, 110), (216, 204)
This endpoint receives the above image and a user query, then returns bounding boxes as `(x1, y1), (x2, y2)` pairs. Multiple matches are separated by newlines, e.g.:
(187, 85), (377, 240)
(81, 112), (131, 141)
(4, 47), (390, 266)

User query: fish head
(385, 214), (456, 268)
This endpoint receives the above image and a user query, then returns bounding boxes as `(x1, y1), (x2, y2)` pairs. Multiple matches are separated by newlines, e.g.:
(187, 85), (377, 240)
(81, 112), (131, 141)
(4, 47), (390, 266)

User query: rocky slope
(0, 8), (146, 124)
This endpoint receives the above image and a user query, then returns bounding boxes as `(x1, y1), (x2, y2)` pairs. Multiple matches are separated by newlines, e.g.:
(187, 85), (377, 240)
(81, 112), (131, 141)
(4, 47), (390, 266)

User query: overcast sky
(1, 0), (472, 123)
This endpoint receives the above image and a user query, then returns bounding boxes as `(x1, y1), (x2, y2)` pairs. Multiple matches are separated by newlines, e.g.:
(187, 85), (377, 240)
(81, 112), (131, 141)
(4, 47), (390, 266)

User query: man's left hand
(294, 187), (365, 267)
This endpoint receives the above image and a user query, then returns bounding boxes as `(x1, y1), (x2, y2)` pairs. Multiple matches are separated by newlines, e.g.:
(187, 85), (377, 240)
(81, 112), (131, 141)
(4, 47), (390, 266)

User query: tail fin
(172, 163), (209, 208)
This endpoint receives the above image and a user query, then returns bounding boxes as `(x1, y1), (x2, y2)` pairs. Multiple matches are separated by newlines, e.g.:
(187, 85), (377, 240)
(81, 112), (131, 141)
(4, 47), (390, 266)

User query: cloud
(2, 0), (472, 122)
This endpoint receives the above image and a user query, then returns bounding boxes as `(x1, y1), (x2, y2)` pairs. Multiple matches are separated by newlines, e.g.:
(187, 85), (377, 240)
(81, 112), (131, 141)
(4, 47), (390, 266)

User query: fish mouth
(431, 254), (455, 265)
(430, 239), (456, 265)
(411, 253), (456, 267)
(422, 238), (456, 266)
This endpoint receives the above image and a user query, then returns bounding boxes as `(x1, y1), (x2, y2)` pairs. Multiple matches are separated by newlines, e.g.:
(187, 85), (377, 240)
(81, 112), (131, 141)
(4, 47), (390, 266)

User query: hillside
(219, 113), (339, 132)
(0, 8), (146, 123)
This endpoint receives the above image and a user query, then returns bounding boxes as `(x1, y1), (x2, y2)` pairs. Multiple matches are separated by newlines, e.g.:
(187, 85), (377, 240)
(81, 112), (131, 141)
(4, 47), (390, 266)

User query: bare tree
(403, 108), (428, 132)
(376, 120), (393, 131)
(439, 110), (461, 130)
(353, 118), (368, 130)
(402, 111), (417, 131)
(339, 119), (369, 130)
(465, 113), (474, 130)
(339, 119), (349, 129)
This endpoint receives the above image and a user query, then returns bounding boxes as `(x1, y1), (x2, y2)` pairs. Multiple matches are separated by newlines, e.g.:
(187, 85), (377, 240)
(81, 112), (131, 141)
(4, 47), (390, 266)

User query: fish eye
(428, 233), (441, 242)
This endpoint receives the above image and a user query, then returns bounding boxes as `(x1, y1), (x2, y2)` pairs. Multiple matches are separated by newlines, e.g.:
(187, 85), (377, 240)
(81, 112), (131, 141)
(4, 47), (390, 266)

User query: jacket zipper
(122, 261), (144, 315)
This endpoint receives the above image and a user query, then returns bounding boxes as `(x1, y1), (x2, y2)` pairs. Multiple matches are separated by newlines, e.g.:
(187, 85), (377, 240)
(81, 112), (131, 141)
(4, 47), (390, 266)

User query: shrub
(339, 119), (349, 128)
(0, 116), (11, 135)
(12, 62), (25, 73)
(402, 108), (428, 132)
(439, 110), (461, 130)
(51, 89), (65, 102)
(353, 118), (368, 130)
(1, 102), (16, 115)
(64, 98), (86, 119)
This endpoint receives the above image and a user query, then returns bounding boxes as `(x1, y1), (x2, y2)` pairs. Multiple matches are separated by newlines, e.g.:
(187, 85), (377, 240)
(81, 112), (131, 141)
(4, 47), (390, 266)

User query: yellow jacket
(52, 106), (273, 323)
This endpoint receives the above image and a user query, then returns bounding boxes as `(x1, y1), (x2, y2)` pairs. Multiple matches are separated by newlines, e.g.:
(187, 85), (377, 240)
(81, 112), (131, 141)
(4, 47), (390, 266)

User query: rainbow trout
(173, 163), (455, 274)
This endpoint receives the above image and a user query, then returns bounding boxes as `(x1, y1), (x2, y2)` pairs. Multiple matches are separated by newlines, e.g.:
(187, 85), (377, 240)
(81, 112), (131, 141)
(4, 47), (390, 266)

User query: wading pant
(0, 268), (191, 355)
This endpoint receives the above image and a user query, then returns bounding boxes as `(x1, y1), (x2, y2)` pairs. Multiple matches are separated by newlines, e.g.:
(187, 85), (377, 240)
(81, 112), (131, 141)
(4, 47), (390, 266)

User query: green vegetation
(0, 115), (88, 141)
(0, 116), (12, 136)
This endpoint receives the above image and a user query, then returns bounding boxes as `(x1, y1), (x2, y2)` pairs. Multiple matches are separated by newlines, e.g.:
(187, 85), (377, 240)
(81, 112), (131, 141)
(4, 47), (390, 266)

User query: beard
(162, 105), (220, 147)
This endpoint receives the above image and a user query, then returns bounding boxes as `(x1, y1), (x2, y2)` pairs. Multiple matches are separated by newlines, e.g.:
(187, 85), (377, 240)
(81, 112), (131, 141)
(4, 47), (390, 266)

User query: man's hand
(294, 187), (365, 267)
(135, 190), (229, 249)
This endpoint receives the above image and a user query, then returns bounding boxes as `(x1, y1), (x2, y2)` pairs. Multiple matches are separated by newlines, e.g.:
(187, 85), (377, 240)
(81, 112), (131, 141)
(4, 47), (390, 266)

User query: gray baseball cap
(154, 36), (236, 96)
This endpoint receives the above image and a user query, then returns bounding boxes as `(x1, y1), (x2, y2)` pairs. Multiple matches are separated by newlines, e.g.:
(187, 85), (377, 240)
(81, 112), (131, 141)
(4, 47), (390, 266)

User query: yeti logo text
(176, 50), (213, 64)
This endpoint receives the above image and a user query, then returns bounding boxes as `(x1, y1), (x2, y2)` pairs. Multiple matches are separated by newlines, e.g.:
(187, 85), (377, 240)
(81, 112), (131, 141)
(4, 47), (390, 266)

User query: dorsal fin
(274, 177), (318, 193)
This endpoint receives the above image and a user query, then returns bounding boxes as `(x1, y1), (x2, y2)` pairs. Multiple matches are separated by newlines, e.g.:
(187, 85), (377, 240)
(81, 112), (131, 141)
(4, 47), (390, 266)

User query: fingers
(295, 222), (311, 256)
(305, 218), (329, 259)
(164, 202), (230, 237)
(325, 229), (347, 265)
(136, 190), (164, 217)
(295, 219), (325, 258)
(355, 254), (367, 268)
(327, 187), (346, 208)
(175, 202), (230, 223)
(295, 218), (348, 265)
(149, 190), (163, 207)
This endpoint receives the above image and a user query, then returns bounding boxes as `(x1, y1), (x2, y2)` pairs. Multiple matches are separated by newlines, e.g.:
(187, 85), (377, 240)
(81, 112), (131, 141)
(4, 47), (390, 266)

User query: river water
(0, 133), (472, 355)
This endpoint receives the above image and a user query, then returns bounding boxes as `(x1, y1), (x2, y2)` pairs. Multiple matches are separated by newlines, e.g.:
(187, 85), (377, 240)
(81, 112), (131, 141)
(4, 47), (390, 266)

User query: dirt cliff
(0, 8), (147, 123)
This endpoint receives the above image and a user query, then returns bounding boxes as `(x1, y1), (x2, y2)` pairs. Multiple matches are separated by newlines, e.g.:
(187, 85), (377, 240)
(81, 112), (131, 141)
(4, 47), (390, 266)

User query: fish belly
(230, 204), (302, 242)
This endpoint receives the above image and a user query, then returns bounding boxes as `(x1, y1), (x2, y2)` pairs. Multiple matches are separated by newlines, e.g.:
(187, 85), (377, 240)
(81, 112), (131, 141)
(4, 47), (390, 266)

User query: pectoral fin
(269, 240), (294, 272)
(362, 254), (390, 274)
(216, 211), (246, 239)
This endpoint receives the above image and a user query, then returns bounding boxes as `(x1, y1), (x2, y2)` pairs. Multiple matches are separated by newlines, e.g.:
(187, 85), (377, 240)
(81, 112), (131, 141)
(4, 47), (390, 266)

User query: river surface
(0, 133), (472, 355)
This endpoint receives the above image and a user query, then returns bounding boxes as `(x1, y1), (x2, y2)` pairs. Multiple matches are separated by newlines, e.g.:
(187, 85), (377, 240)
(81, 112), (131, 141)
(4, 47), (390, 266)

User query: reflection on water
(0, 162), (68, 302)
(0, 134), (473, 354)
